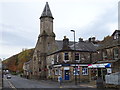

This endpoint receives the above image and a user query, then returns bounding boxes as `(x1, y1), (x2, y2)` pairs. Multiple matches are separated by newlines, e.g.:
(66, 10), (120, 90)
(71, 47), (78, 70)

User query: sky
(0, 0), (119, 59)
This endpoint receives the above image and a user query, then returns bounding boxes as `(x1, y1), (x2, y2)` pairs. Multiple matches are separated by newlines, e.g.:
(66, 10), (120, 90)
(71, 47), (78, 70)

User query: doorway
(64, 70), (69, 80)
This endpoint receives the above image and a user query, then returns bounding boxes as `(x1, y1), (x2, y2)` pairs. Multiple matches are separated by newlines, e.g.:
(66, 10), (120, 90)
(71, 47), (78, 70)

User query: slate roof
(70, 41), (97, 52)
(40, 2), (53, 19)
(97, 30), (120, 49)
(55, 40), (75, 51)
(55, 40), (97, 52)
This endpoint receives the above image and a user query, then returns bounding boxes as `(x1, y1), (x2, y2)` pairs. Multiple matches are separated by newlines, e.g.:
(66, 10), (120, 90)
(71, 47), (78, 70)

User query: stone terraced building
(23, 2), (120, 83)
(30, 2), (98, 81)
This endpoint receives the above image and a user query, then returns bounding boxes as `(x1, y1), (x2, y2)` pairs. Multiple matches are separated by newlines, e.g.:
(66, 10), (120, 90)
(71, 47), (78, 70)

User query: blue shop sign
(62, 64), (70, 66)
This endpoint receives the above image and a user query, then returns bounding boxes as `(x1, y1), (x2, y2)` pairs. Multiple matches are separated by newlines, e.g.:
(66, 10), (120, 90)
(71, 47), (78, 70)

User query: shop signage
(88, 63), (111, 68)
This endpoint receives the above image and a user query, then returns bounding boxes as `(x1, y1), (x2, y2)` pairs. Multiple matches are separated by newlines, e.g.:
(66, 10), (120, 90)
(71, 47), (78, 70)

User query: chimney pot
(64, 36), (66, 39)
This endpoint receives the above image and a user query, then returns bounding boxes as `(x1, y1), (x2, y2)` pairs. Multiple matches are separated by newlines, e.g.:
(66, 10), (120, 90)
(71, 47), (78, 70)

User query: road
(3, 74), (101, 89)
(3, 74), (60, 89)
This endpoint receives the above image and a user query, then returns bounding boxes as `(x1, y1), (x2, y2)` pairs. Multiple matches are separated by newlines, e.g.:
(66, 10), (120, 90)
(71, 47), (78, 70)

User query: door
(64, 70), (69, 80)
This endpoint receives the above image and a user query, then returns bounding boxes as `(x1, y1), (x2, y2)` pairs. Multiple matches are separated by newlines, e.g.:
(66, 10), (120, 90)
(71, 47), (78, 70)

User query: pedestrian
(58, 75), (62, 86)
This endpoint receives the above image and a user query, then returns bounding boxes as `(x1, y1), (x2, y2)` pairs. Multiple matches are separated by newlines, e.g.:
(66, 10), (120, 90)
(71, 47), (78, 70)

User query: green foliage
(11, 72), (17, 75)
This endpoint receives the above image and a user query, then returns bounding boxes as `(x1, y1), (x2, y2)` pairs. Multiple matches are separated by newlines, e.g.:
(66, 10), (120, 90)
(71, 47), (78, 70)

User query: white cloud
(0, 44), (33, 59)
(0, 0), (119, 58)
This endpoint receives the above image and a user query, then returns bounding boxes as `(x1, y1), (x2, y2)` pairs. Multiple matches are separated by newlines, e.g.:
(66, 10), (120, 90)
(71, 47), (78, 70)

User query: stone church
(32, 2), (57, 79)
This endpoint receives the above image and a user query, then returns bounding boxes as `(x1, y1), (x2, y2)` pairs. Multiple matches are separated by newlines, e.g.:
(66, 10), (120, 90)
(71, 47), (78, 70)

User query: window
(75, 53), (80, 61)
(114, 35), (117, 39)
(48, 70), (51, 76)
(48, 43), (50, 50)
(57, 54), (59, 62)
(55, 69), (58, 75)
(103, 50), (107, 60)
(51, 59), (54, 64)
(64, 53), (69, 60)
(55, 68), (61, 75)
(114, 32), (119, 40)
(34, 57), (36, 61)
(39, 68), (41, 72)
(73, 67), (80, 75)
(113, 48), (119, 59)
(82, 67), (88, 75)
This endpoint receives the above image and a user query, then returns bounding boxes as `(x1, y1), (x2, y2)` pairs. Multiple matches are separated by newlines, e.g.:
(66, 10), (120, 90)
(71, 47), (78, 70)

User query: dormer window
(114, 32), (119, 40)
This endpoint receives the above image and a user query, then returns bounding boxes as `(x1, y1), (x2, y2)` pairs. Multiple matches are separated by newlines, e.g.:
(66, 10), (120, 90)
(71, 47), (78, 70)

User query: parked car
(7, 75), (11, 79)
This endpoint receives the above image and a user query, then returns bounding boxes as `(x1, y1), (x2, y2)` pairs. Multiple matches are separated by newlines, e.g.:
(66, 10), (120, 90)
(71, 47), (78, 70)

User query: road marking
(5, 78), (17, 90)
(80, 84), (96, 88)
(59, 86), (62, 88)
(8, 80), (16, 89)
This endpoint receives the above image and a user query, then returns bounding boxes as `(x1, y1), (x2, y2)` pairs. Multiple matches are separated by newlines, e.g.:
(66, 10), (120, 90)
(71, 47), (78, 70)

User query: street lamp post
(70, 30), (77, 85)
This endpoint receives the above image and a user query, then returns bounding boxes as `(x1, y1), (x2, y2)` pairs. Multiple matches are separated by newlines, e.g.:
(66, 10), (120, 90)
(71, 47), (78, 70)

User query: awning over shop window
(88, 63), (111, 68)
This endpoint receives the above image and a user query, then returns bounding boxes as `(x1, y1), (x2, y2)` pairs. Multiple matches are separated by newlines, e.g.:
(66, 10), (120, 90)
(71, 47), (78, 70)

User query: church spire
(40, 2), (53, 19)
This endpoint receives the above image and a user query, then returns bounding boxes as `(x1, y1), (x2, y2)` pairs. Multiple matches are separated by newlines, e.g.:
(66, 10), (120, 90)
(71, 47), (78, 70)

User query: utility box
(105, 72), (120, 88)
(105, 72), (120, 85)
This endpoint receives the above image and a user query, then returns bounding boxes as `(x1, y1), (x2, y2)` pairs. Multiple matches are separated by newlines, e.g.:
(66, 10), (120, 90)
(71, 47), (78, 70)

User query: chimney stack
(88, 37), (96, 42)
(91, 37), (95, 42)
(89, 38), (92, 42)
(62, 36), (71, 50)
(79, 38), (83, 42)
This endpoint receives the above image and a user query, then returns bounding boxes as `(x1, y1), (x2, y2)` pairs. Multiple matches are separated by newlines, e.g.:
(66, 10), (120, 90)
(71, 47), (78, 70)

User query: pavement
(79, 82), (96, 88)
(36, 79), (96, 88)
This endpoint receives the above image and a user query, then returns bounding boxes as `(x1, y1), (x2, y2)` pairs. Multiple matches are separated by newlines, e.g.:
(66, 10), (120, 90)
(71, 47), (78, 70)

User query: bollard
(96, 77), (104, 88)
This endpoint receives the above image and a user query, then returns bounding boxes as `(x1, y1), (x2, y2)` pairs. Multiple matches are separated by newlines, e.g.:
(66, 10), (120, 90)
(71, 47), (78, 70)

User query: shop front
(49, 64), (89, 82)
(88, 63), (112, 81)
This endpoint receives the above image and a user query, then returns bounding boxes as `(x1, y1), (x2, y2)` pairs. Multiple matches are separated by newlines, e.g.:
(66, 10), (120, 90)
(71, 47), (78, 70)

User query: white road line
(5, 78), (17, 90)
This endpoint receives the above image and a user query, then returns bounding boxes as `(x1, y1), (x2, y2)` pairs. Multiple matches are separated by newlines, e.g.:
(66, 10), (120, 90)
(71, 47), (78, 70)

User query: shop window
(73, 67), (80, 75)
(55, 68), (61, 75)
(82, 67), (88, 75)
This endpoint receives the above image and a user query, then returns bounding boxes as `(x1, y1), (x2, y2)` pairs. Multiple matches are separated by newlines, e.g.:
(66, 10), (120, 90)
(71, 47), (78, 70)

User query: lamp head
(70, 30), (75, 32)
